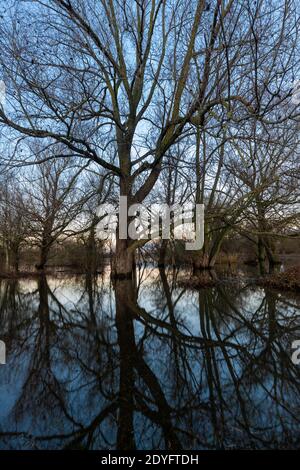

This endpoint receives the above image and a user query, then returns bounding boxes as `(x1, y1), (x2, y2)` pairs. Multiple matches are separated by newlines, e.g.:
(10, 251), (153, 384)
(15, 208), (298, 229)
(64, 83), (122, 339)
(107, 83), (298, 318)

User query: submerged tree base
(178, 272), (217, 289)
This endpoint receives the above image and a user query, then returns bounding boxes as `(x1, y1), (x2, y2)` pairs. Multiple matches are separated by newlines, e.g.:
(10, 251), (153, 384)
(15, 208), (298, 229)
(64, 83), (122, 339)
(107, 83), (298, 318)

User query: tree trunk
(263, 238), (280, 272)
(158, 239), (168, 267)
(4, 243), (20, 273)
(112, 238), (135, 279)
(193, 252), (210, 273)
(13, 248), (20, 273)
(36, 242), (51, 271)
(257, 237), (266, 275)
(86, 226), (98, 274)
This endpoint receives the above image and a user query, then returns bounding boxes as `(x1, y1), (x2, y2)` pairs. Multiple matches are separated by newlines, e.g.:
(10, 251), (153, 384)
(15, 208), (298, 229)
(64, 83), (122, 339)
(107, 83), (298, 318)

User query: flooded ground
(0, 266), (300, 450)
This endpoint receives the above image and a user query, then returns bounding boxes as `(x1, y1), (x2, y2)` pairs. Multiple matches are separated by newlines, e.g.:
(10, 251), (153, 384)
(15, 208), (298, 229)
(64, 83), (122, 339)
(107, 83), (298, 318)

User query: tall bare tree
(0, 0), (299, 276)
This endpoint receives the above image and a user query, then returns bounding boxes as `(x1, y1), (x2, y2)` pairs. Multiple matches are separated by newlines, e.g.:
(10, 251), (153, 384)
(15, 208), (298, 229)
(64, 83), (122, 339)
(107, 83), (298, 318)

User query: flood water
(0, 266), (300, 450)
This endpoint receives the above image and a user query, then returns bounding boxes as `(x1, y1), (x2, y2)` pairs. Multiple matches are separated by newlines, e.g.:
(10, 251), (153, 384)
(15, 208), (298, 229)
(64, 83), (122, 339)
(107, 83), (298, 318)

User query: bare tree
(0, 175), (27, 272)
(225, 122), (300, 272)
(0, 0), (299, 277)
(20, 151), (88, 270)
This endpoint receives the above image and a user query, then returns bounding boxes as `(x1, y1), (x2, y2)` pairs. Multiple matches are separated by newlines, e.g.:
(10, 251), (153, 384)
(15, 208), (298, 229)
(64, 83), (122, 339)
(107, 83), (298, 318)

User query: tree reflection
(0, 268), (299, 449)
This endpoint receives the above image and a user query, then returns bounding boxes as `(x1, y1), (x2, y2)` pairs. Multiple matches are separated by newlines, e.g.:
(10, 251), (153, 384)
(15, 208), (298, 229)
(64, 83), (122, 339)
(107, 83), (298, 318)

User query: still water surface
(0, 266), (300, 449)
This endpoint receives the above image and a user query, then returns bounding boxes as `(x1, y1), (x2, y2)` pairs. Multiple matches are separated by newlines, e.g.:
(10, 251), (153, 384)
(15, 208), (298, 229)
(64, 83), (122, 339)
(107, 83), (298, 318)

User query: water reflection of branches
(0, 268), (299, 450)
